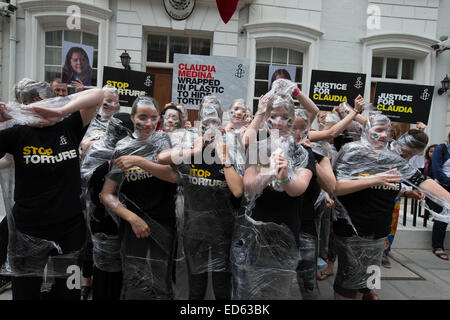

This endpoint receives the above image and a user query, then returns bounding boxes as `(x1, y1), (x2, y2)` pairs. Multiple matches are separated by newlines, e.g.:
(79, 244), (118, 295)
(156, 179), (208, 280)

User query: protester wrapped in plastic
(101, 97), (177, 299)
(0, 85), (85, 282)
(80, 86), (120, 156)
(176, 97), (239, 276)
(156, 95), (244, 300)
(80, 115), (133, 273)
(331, 112), (449, 293)
(0, 79), (78, 131)
(231, 90), (313, 300)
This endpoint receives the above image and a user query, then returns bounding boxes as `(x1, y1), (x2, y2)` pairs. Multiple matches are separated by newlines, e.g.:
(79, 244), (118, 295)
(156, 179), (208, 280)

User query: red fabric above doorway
(216, 0), (239, 24)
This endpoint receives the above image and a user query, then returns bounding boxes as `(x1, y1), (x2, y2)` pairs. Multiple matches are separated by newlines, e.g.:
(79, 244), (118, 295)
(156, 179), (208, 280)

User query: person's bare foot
(80, 276), (92, 300)
(362, 290), (380, 300)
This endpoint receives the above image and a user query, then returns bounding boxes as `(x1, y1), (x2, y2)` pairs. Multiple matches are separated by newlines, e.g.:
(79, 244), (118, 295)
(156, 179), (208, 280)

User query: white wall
(2, 0), (449, 142)
(430, 0), (450, 144)
(319, 0), (366, 73)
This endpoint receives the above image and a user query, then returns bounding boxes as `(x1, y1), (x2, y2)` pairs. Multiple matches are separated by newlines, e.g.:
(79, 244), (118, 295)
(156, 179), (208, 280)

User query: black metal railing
(401, 197), (430, 227)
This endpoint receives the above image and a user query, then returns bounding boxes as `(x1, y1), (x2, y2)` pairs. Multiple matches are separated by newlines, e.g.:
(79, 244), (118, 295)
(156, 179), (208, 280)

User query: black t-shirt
(250, 142), (316, 243)
(176, 148), (241, 240)
(334, 171), (426, 238)
(177, 150), (242, 213)
(88, 161), (118, 235)
(299, 148), (323, 234)
(333, 141), (427, 238)
(108, 133), (177, 226)
(0, 112), (86, 231)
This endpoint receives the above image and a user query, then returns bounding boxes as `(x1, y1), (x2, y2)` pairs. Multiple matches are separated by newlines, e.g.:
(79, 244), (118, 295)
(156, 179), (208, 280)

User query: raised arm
(292, 87), (319, 124)
(32, 88), (104, 128)
(309, 95), (364, 142)
(315, 156), (336, 195)
(216, 141), (244, 198)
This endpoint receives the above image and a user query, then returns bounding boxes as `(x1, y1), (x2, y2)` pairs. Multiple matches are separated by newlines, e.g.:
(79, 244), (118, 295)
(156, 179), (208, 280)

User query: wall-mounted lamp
(438, 74), (450, 95)
(120, 50), (131, 70)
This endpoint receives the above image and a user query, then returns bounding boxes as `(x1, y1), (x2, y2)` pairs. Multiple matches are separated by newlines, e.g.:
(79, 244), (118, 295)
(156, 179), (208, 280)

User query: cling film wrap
(0, 95), (76, 131)
(332, 141), (417, 232)
(311, 141), (334, 160)
(177, 160), (236, 274)
(80, 116), (131, 185)
(1, 156), (83, 280)
(14, 79), (56, 104)
(296, 231), (319, 300)
(334, 235), (385, 291)
(401, 179), (450, 223)
(0, 214), (83, 280)
(268, 79), (297, 99)
(106, 130), (176, 299)
(91, 232), (122, 273)
(167, 128), (199, 150)
(229, 133), (309, 299)
(120, 215), (176, 300)
(390, 132), (427, 156)
(245, 135), (310, 196)
(224, 130), (246, 176)
(80, 116), (132, 272)
(334, 141), (418, 182)
(0, 156), (14, 218)
(334, 113), (414, 182)
(230, 214), (300, 300)
(82, 116), (109, 143)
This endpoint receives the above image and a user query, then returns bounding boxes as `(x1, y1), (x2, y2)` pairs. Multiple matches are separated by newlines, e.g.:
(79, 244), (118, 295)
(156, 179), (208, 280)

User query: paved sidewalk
(1, 248), (449, 300)
(316, 248), (450, 300)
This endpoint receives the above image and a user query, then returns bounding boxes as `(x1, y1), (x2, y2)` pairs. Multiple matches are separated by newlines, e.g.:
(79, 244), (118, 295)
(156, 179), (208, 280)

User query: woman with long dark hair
(62, 47), (93, 86)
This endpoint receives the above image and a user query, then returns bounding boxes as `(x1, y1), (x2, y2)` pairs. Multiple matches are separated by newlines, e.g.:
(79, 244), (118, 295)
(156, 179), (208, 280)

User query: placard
(309, 70), (366, 111)
(373, 82), (434, 124)
(172, 53), (250, 111)
(102, 66), (155, 108)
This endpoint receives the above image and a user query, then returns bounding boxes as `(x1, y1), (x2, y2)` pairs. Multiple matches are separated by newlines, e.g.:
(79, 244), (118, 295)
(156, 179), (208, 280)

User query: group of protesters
(0, 75), (449, 301)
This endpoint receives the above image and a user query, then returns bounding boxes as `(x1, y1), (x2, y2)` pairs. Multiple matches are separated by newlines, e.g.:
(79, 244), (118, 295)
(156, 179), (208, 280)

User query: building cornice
(19, 0), (113, 20)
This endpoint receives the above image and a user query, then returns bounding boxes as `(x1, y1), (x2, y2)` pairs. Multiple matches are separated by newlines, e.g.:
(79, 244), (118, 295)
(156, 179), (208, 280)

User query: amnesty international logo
(235, 64), (245, 78)
(144, 76), (152, 87)
(420, 89), (430, 101)
(354, 77), (363, 89)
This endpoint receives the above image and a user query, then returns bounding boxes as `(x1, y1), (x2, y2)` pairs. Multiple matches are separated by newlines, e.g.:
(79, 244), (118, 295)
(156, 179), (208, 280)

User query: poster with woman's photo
(61, 41), (94, 86)
(268, 65), (297, 90)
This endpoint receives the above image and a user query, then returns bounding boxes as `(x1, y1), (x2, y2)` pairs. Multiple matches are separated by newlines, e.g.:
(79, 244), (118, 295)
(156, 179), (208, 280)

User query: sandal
(433, 248), (449, 261)
(80, 285), (92, 300)
(317, 270), (334, 281)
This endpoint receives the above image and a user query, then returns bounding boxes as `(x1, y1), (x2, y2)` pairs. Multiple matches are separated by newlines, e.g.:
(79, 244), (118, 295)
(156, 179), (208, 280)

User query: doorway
(146, 67), (199, 124)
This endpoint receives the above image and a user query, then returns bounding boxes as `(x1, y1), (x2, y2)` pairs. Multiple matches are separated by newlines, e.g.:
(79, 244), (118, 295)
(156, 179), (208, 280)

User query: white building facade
(1, 0), (449, 143)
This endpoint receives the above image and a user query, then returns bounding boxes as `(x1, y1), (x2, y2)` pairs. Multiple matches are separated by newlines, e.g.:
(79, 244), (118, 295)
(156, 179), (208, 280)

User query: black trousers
(432, 220), (449, 250)
(188, 271), (231, 300)
(0, 216), (7, 266)
(92, 266), (122, 300)
(426, 184), (450, 250)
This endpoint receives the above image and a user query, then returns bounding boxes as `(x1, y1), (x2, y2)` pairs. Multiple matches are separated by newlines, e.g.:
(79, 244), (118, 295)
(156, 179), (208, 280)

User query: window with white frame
(254, 47), (303, 110)
(147, 35), (211, 63)
(45, 30), (98, 86)
(371, 56), (415, 80)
